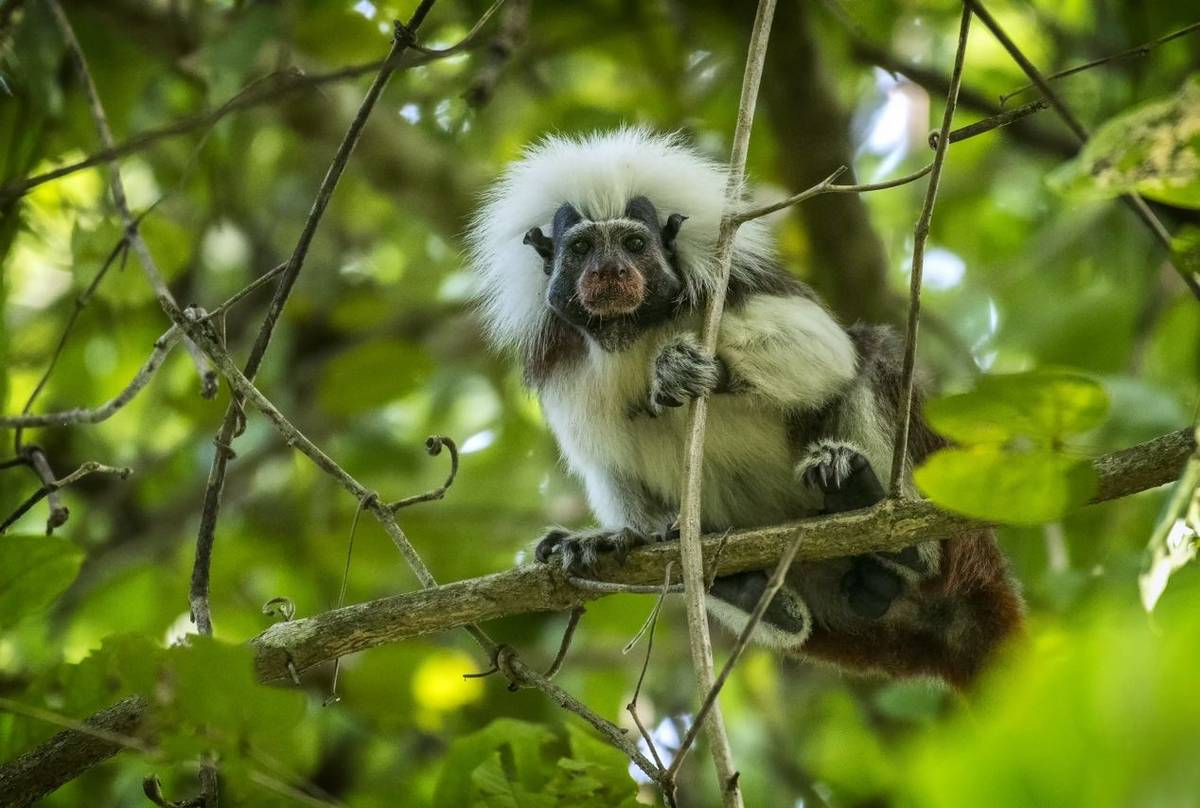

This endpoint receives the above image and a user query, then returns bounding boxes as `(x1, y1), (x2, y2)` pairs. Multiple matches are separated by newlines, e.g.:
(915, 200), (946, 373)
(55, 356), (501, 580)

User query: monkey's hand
(798, 439), (929, 619)
(534, 526), (655, 576)
(647, 333), (723, 416)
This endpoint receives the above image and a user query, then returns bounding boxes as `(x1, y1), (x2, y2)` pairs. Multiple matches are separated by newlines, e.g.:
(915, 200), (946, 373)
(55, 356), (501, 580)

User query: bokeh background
(2, 0), (1199, 806)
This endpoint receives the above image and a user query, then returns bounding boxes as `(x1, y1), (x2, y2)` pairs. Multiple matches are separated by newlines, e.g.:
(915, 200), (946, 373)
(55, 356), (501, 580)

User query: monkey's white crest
(466, 127), (778, 354)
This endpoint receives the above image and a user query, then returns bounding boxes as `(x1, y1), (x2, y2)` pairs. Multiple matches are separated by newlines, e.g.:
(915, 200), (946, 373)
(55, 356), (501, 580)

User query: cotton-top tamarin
(467, 128), (1022, 687)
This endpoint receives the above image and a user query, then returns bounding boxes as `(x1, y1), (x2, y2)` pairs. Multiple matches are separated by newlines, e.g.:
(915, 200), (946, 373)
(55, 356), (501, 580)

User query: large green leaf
(1049, 75), (1200, 209)
(924, 370), (1109, 445)
(433, 718), (557, 808)
(915, 446), (1098, 524)
(0, 534), (84, 629)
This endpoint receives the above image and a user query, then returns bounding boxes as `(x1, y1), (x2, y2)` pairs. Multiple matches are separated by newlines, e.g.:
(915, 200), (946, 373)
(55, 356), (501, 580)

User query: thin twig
(542, 606), (585, 679)
(965, 0), (1200, 300)
(11, 238), (129, 452)
(187, 1), (439, 638)
(675, 2), (778, 805)
(566, 576), (685, 594)
(387, 436), (459, 510)
(667, 533), (806, 779)
(929, 98), (1048, 148)
(0, 260), (289, 431)
(0, 330), (182, 429)
(325, 493), (376, 706)
(1, 461), (132, 534)
(45, 0), (217, 397)
(624, 563), (675, 776)
(888, 3), (972, 496)
(24, 447), (68, 533)
(999, 20), (1200, 106)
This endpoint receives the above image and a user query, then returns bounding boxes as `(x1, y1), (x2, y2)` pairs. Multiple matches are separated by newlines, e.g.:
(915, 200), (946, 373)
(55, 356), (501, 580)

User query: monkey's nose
(590, 265), (629, 281)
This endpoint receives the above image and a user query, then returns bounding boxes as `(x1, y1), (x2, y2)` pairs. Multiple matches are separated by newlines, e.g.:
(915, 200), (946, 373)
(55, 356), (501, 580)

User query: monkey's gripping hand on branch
(468, 128), (1024, 687)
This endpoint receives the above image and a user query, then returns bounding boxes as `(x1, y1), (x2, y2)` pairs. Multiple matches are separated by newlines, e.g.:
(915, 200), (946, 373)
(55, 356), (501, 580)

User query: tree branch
(249, 427), (1194, 679)
(3, 428), (1192, 804)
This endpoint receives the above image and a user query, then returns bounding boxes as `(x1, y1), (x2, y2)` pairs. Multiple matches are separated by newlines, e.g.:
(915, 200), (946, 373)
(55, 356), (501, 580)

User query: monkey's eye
(569, 238), (592, 256)
(623, 236), (646, 253)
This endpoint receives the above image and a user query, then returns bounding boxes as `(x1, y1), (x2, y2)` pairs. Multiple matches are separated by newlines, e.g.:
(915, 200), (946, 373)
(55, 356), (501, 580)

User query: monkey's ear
(552, 202), (583, 238)
(623, 195), (659, 228)
(523, 227), (555, 275)
(662, 213), (688, 253)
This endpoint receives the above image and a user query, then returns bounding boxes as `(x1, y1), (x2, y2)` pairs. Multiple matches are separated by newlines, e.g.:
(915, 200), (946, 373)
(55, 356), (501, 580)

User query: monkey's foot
(797, 439), (886, 513)
(841, 555), (905, 619)
(534, 527), (649, 576)
(709, 570), (811, 639)
(647, 333), (722, 415)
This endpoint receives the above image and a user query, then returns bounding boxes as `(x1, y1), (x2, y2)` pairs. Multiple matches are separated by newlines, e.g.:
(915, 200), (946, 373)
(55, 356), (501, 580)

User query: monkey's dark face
(524, 197), (687, 348)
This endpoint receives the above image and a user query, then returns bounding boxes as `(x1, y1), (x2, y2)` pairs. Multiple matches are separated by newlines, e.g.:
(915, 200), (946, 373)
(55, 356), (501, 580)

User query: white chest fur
(540, 330), (822, 532)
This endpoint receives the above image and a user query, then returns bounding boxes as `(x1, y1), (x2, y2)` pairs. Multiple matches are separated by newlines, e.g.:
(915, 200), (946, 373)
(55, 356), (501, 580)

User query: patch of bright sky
(399, 102), (421, 123)
(459, 429), (496, 454)
(859, 68), (914, 181)
(352, 0), (377, 20)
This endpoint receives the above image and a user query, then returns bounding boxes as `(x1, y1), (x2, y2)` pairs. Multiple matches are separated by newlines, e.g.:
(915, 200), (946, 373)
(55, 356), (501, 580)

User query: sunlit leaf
(0, 534), (83, 629)
(915, 446), (1098, 524)
(1048, 75), (1200, 209)
(924, 370), (1109, 444)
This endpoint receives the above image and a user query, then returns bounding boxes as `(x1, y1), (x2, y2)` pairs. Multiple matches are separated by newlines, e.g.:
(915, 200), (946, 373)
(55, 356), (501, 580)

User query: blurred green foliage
(1, 0), (1199, 806)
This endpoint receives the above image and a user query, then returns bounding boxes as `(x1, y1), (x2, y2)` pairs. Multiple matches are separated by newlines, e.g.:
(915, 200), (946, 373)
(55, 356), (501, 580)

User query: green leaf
(1171, 225), (1200, 278)
(0, 534), (84, 629)
(915, 446), (1098, 524)
(924, 370), (1109, 445)
(472, 753), (556, 808)
(433, 718), (557, 808)
(1048, 75), (1200, 209)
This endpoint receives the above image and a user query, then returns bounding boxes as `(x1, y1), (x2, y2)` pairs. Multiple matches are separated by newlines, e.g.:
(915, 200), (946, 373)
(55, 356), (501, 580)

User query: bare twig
(11, 238), (129, 451)
(0, 330), (182, 430)
(566, 576), (685, 595)
(188, 1), (438, 638)
(541, 606), (585, 680)
(45, 0), (217, 397)
(999, 20), (1200, 106)
(965, 0), (1200, 300)
(929, 99), (1048, 148)
(668, 532), (807, 778)
(325, 492), (376, 706)
(387, 436), (459, 510)
(24, 447), (68, 533)
(0, 258), (290, 432)
(1, 461), (132, 534)
(675, 2), (778, 804)
(624, 563), (674, 777)
(888, 3), (972, 496)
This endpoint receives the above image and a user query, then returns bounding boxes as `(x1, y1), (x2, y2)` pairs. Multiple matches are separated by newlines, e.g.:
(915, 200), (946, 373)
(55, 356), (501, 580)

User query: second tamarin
(467, 128), (1023, 687)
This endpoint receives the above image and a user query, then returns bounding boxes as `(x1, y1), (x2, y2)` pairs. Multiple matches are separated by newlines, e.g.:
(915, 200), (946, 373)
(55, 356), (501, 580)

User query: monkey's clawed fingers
(648, 334), (722, 416)
(797, 440), (886, 512)
(534, 527), (649, 576)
